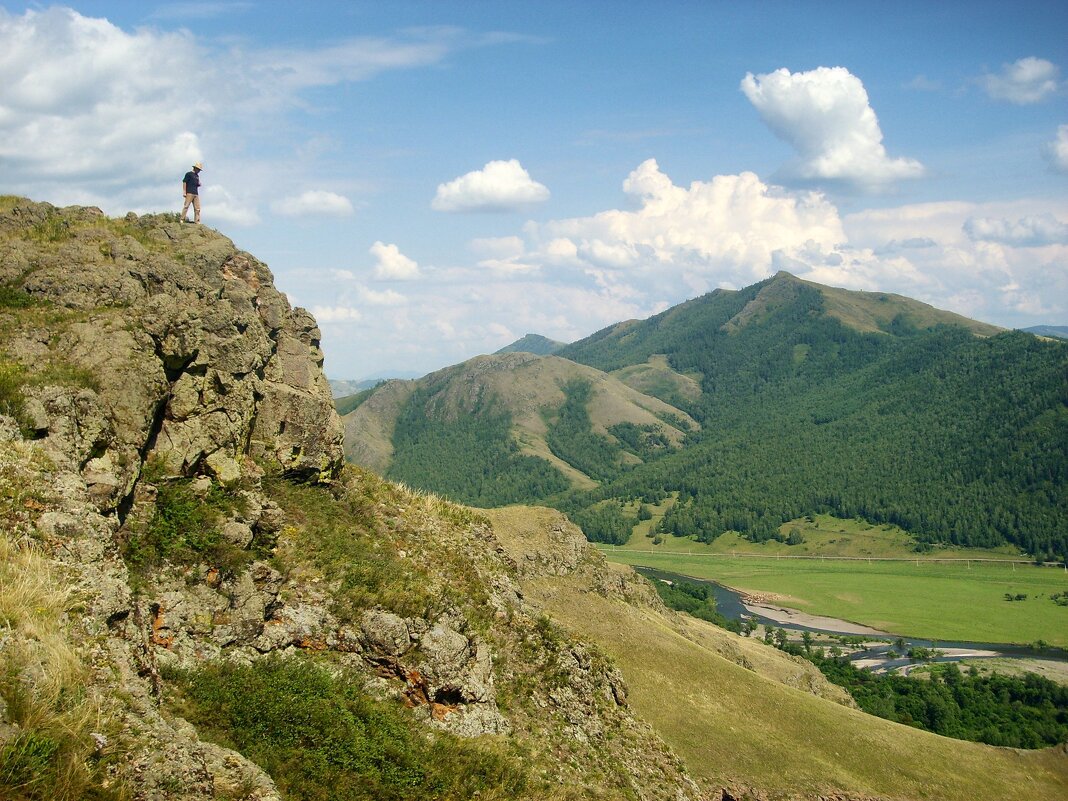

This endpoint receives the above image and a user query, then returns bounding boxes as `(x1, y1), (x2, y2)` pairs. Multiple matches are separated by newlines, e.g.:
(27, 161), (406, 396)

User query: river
(633, 566), (1068, 674)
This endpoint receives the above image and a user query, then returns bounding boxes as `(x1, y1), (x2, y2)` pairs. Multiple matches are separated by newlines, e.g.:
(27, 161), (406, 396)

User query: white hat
(193, 162), (204, 170)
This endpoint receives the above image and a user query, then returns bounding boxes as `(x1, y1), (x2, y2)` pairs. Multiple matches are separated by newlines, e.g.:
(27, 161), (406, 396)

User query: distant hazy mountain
(343, 271), (1067, 559)
(495, 333), (567, 355)
(328, 378), (378, 398)
(329, 371), (425, 398)
(1023, 325), (1068, 340)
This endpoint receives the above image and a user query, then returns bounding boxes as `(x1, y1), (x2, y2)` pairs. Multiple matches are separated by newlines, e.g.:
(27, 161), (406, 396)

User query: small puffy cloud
(740, 66), (924, 190)
(544, 237), (580, 263)
(271, 190), (354, 217)
(906, 74), (941, 92)
(981, 57), (1060, 104)
(202, 185), (261, 227)
(1046, 124), (1068, 173)
(963, 214), (1068, 246)
(432, 159), (550, 212)
(311, 305), (362, 322)
(370, 241), (421, 280)
(360, 287), (406, 306)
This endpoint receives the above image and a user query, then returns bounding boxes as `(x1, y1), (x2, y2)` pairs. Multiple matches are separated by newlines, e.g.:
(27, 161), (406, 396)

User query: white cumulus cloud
(1047, 124), (1068, 173)
(432, 159), (550, 212)
(0, 8), (205, 205)
(981, 57), (1060, 104)
(370, 241), (421, 280)
(740, 66), (924, 191)
(533, 159), (845, 289)
(271, 190), (354, 217)
(963, 214), (1068, 246)
(522, 165), (1068, 333)
(841, 199), (1068, 324)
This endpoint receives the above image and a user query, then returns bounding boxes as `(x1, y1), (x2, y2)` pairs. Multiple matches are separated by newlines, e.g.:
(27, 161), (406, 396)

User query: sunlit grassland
(622, 508), (1026, 561)
(600, 547), (1068, 647)
(540, 583), (1068, 801)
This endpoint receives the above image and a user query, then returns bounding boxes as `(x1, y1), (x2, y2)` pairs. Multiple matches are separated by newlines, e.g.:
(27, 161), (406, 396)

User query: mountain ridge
(1025, 324), (1068, 340)
(495, 332), (567, 355)
(345, 270), (1067, 559)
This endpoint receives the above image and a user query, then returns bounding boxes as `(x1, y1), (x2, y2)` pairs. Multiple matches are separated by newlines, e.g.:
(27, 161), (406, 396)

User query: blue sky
(2, 1), (1066, 379)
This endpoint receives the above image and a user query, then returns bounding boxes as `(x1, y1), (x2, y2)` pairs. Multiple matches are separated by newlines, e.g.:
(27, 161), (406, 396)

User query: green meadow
(624, 506), (1027, 561)
(600, 546), (1068, 647)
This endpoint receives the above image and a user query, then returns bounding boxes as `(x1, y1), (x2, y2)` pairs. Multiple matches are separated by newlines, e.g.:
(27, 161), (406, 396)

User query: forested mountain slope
(347, 272), (1067, 560)
(558, 272), (1067, 558)
(345, 351), (697, 505)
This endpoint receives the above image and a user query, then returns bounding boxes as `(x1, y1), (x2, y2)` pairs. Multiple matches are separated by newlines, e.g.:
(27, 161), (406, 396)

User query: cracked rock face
(4, 200), (344, 494)
(356, 608), (510, 736)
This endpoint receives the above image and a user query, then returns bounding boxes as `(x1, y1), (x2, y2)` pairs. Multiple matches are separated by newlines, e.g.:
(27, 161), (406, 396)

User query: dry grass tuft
(0, 533), (123, 800)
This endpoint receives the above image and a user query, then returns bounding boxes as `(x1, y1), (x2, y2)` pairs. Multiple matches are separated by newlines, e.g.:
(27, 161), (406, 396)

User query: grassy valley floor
(487, 507), (1068, 801)
(601, 515), (1068, 647)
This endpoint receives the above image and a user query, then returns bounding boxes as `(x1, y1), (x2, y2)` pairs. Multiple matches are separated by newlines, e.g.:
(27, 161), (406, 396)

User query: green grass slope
(557, 592), (1068, 800)
(487, 506), (1068, 801)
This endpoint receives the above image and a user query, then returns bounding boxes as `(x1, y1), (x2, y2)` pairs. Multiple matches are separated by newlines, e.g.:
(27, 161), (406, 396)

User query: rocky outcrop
(0, 200), (707, 800)
(0, 201), (339, 799)
(2, 200), (343, 501)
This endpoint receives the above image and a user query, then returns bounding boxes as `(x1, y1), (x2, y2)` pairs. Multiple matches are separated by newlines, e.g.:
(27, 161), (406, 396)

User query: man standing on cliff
(181, 162), (203, 223)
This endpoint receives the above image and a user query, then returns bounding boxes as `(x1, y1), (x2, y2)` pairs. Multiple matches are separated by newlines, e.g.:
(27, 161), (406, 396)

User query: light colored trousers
(182, 193), (201, 222)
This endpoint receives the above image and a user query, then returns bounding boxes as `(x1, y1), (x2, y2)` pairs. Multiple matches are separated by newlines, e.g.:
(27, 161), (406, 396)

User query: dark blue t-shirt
(183, 170), (200, 194)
